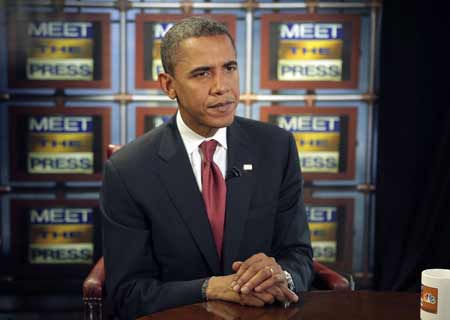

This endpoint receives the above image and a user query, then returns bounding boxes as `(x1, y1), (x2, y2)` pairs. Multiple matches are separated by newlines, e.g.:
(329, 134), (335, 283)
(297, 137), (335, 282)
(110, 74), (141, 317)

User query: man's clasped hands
(206, 253), (299, 307)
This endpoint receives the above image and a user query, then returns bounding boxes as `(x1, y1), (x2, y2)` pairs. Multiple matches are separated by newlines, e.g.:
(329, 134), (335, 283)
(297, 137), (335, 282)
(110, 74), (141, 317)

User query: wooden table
(138, 291), (420, 320)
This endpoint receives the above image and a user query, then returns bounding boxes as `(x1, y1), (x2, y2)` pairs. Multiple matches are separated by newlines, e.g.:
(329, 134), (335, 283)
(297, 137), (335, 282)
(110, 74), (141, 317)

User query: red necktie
(200, 140), (226, 258)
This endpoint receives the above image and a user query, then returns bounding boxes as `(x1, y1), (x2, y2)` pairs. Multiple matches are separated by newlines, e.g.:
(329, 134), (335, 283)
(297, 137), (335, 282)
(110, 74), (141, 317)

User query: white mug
(421, 269), (450, 320)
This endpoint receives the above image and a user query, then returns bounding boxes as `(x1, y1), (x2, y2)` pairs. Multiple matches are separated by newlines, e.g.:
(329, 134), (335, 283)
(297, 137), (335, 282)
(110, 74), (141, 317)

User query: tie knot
(200, 140), (218, 163)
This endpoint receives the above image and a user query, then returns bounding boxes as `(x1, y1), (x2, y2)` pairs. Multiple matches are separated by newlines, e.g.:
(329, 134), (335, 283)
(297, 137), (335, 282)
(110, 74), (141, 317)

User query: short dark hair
(160, 16), (236, 76)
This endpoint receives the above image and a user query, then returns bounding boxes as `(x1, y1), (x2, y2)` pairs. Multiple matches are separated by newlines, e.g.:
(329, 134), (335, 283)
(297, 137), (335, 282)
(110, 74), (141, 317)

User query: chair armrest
(312, 261), (352, 291)
(107, 144), (123, 159)
(83, 257), (105, 300)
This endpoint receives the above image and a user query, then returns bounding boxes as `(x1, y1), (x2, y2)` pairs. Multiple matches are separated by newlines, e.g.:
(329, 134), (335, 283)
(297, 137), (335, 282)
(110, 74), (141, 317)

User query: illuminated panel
(306, 205), (337, 263)
(26, 21), (94, 80)
(303, 198), (354, 271)
(9, 106), (111, 181)
(260, 14), (360, 90)
(269, 114), (341, 173)
(150, 23), (172, 81)
(28, 207), (94, 264)
(8, 13), (111, 89)
(27, 116), (94, 174)
(135, 107), (177, 136)
(260, 106), (357, 180)
(277, 23), (343, 81)
(144, 114), (173, 132)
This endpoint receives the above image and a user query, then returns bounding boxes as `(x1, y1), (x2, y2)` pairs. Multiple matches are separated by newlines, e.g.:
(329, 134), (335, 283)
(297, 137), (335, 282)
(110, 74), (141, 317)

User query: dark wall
(375, 0), (450, 291)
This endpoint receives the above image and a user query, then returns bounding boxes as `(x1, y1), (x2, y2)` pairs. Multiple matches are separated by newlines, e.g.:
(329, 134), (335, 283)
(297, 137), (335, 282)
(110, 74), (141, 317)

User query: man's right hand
(206, 274), (275, 307)
(232, 259), (299, 305)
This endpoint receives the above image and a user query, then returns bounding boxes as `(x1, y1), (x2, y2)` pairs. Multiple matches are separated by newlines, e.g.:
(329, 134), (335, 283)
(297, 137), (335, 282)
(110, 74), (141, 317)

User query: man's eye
(194, 71), (209, 77)
(226, 65), (237, 71)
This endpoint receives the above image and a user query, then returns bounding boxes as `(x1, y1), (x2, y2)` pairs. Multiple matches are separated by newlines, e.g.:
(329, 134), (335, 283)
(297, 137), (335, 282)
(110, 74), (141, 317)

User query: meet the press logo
(27, 116), (94, 174)
(273, 115), (341, 173)
(277, 23), (343, 81)
(306, 206), (337, 263)
(28, 207), (94, 264)
(27, 21), (94, 80)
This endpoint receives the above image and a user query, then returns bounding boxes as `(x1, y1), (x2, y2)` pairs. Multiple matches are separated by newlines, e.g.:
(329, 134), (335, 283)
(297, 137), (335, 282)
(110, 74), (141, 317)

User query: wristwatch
(201, 277), (210, 301)
(283, 270), (295, 291)
(283, 270), (295, 308)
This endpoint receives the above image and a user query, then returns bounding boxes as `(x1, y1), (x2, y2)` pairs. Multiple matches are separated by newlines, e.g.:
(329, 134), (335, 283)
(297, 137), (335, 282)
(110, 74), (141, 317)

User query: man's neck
(178, 110), (218, 138)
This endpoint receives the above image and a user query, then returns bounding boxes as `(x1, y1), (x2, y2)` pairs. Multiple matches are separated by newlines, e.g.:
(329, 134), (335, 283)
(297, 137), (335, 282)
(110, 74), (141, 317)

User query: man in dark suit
(102, 17), (313, 319)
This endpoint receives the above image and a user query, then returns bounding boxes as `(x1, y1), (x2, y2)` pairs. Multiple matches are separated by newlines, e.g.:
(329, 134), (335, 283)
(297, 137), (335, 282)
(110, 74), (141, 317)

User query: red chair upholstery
(106, 144), (122, 159)
(83, 257), (105, 320)
(83, 144), (353, 318)
(312, 261), (353, 291)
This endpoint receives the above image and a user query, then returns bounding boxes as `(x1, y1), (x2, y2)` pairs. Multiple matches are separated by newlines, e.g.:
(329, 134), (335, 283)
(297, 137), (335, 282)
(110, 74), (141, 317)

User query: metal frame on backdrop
(0, 0), (382, 286)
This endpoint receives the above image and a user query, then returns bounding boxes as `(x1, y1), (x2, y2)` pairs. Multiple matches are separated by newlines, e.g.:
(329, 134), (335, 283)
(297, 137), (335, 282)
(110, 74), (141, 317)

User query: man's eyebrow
(224, 60), (238, 67)
(189, 66), (211, 75)
(189, 60), (238, 75)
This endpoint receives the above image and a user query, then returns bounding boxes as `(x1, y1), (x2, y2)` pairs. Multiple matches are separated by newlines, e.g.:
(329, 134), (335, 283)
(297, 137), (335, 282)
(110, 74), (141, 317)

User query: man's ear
(158, 73), (177, 100)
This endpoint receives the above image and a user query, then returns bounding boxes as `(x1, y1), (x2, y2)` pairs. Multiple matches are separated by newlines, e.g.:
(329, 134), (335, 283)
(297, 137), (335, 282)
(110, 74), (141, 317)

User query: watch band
(201, 278), (210, 301)
(283, 270), (296, 308)
(283, 270), (295, 291)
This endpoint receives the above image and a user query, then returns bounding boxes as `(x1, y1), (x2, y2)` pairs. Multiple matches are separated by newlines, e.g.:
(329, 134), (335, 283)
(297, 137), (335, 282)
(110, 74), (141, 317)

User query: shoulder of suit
(234, 116), (291, 140)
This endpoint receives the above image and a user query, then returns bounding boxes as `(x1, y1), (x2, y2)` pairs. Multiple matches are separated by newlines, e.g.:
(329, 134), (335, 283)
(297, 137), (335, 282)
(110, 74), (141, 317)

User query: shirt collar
(176, 111), (228, 155)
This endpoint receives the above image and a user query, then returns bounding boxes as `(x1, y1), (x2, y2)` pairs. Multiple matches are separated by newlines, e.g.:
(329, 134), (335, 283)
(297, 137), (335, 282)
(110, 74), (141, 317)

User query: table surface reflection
(138, 291), (420, 320)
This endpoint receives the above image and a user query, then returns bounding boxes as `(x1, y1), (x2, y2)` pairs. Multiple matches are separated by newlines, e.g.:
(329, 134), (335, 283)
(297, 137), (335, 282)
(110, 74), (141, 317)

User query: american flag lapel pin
(243, 164), (253, 171)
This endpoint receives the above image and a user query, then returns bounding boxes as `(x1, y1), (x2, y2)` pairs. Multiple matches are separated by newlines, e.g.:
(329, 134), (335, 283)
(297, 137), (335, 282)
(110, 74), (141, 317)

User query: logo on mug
(421, 285), (438, 314)
(424, 293), (436, 304)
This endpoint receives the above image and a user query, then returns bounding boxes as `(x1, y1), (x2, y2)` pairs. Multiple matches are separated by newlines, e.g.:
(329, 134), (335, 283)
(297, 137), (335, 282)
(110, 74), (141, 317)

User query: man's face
(168, 35), (240, 137)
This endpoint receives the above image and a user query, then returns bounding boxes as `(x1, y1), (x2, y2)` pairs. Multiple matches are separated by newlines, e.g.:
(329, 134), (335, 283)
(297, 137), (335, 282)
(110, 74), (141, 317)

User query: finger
(278, 285), (299, 303)
(240, 266), (276, 294)
(265, 286), (285, 302)
(235, 253), (267, 279)
(234, 258), (274, 290)
(232, 261), (243, 272)
(230, 262), (244, 288)
(236, 261), (270, 292)
(254, 272), (286, 292)
(252, 291), (275, 304)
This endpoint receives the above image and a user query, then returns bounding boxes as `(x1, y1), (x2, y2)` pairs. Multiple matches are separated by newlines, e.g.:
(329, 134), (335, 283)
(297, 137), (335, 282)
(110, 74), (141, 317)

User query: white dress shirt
(176, 112), (227, 192)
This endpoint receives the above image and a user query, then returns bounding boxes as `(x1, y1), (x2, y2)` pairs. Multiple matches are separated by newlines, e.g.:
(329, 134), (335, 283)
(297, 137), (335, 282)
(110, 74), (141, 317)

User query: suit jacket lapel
(157, 118), (221, 275)
(222, 120), (257, 274)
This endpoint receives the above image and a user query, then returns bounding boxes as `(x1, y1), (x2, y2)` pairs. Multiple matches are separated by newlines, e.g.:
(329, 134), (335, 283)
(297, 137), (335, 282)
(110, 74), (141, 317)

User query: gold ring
(267, 266), (274, 274)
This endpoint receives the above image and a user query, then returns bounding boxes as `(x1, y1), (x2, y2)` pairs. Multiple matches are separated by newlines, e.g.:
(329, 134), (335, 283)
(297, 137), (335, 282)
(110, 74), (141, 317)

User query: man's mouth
(208, 101), (235, 109)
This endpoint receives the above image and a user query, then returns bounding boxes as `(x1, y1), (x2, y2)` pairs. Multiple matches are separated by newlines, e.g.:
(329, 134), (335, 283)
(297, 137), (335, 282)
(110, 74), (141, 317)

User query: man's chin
(212, 114), (235, 129)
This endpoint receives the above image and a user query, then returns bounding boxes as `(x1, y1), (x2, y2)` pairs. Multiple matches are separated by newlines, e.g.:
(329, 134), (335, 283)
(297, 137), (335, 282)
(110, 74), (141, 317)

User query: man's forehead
(178, 34), (235, 54)
(173, 35), (236, 71)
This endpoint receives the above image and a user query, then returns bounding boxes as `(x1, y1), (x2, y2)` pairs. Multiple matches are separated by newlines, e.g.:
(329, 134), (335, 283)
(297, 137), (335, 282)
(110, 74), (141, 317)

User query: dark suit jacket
(102, 116), (313, 319)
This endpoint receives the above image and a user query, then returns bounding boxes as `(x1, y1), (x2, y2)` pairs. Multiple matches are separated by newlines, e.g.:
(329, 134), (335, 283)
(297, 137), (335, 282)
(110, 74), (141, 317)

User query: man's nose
(211, 71), (229, 95)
